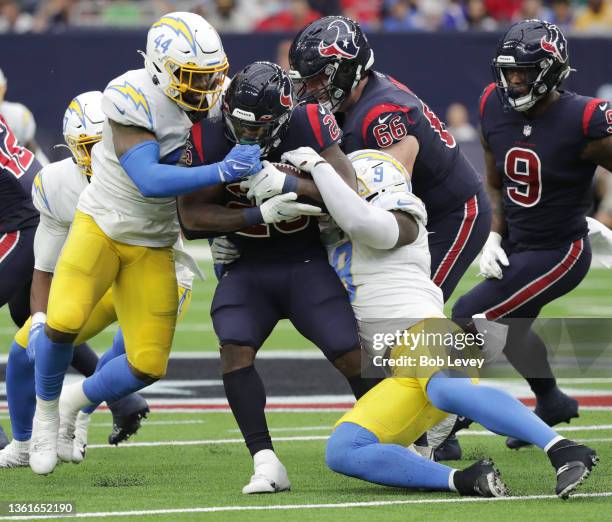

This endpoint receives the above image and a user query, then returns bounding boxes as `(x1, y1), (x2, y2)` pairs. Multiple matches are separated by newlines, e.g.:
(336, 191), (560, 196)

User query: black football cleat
(547, 439), (599, 499)
(107, 393), (149, 445)
(507, 389), (579, 450)
(453, 459), (509, 497)
(435, 434), (462, 461)
(0, 424), (8, 450)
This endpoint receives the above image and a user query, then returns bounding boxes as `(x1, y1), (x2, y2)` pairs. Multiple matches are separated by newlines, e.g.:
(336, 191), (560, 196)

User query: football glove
(210, 236), (240, 266)
(218, 144), (262, 183)
(478, 232), (509, 279)
(281, 147), (328, 173)
(260, 192), (323, 224)
(240, 161), (286, 205)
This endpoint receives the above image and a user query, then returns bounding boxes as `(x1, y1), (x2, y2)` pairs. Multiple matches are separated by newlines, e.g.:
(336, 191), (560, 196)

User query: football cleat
(242, 449), (291, 494)
(0, 424), (8, 450)
(72, 412), (91, 463)
(507, 389), (579, 449)
(29, 399), (60, 475)
(547, 439), (599, 499)
(57, 401), (79, 463)
(435, 434), (462, 462)
(0, 440), (30, 468)
(453, 459), (509, 497)
(107, 393), (149, 445)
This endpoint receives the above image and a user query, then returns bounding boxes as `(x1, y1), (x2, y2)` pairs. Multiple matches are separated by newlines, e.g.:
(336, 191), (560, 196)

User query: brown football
(272, 162), (311, 179)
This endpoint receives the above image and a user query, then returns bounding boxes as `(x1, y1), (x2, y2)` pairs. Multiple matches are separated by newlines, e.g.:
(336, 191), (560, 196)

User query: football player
(0, 92), (200, 468)
(0, 67), (50, 166)
(452, 20), (612, 449)
(287, 16), (490, 303)
(178, 61), (374, 494)
(282, 146), (599, 499)
(28, 12), (261, 476)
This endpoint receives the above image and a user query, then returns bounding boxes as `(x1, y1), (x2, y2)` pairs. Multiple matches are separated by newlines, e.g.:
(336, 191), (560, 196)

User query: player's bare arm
(582, 135), (612, 172)
(109, 119), (156, 159)
(29, 269), (52, 315)
(382, 135), (420, 177)
(482, 131), (506, 235)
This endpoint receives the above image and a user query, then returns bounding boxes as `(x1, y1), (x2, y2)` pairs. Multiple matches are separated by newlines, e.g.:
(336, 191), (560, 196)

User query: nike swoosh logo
(113, 103), (126, 115)
(599, 102), (609, 111)
(396, 199), (413, 207)
(319, 105), (326, 115)
(378, 114), (392, 124)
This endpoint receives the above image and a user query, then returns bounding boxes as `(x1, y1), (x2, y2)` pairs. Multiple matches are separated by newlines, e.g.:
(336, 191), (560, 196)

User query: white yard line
(0, 492), (610, 520)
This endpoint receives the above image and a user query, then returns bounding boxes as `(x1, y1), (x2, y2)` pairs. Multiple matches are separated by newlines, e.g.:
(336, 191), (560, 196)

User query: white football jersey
(32, 157), (198, 288)
(323, 194), (444, 351)
(77, 68), (194, 247)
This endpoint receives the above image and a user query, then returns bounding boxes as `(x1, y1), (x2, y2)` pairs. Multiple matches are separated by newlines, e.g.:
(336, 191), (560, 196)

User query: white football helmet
(349, 149), (411, 202)
(142, 12), (228, 112)
(62, 91), (104, 176)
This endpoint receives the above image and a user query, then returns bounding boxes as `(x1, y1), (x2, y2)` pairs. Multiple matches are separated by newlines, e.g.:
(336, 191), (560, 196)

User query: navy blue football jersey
(340, 71), (482, 219)
(480, 83), (612, 249)
(187, 103), (342, 257)
(0, 115), (40, 234)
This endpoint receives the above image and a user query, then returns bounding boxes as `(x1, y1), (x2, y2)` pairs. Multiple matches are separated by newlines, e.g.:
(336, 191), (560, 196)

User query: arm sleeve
(310, 162), (399, 249)
(33, 214), (69, 272)
(120, 140), (224, 198)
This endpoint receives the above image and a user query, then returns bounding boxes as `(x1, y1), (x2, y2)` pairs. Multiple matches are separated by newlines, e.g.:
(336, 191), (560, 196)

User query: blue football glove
(26, 321), (44, 363)
(218, 144), (262, 183)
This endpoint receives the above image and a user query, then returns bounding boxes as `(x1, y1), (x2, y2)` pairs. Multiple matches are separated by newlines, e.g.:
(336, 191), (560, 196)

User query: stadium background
(1, 1), (612, 520)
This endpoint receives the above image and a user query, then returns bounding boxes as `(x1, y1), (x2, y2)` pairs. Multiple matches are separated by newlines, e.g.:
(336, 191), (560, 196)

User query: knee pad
(128, 348), (169, 380)
(47, 302), (88, 335)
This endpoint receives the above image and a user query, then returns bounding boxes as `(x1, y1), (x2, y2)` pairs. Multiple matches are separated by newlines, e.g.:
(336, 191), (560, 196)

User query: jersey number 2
(0, 119), (34, 178)
(504, 147), (542, 207)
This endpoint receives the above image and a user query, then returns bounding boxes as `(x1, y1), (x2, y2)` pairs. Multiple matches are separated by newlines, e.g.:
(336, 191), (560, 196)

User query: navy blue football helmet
(223, 61), (294, 156)
(492, 19), (571, 112)
(288, 16), (374, 112)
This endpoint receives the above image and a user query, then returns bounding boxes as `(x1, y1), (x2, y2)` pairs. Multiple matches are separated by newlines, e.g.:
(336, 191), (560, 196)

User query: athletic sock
(426, 374), (558, 449)
(7, 342), (35, 441)
(34, 329), (74, 400)
(326, 422), (453, 490)
(223, 365), (272, 456)
(82, 355), (146, 405)
(71, 343), (99, 377)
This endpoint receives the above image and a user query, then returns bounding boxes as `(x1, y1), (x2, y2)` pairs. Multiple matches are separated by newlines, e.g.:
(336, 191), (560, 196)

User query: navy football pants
(428, 187), (492, 302)
(0, 226), (35, 327)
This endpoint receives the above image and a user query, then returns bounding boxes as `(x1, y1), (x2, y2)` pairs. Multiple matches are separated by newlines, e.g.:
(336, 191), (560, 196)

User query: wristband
(282, 175), (298, 194)
(243, 207), (264, 226)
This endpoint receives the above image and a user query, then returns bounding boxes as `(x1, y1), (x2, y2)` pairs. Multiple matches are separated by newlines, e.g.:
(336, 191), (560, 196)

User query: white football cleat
(29, 398), (59, 475)
(242, 449), (291, 494)
(72, 412), (91, 463)
(57, 382), (91, 463)
(0, 440), (30, 468)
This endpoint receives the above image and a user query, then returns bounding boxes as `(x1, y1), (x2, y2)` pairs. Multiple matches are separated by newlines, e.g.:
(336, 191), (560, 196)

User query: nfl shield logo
(523, 125), (532, 137)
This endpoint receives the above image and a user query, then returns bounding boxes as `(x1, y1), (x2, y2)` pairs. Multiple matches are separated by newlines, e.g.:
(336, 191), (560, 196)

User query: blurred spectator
(382, 0), (422, 31)
(255, 0), (320, 32)
(446, 102), (478, 142)
(418, 0), (446, 30)
(574, 0), (612, 34)
(512, 0), (552, 23)
(0, 0), (34, 33)
(549, 0), (574, 31)
(464, 0), (498, 31)
(32, 0), (76, 32)
(193, 0), (257, 33)
(342, 0), (383, 29)
(441, 0), (468, 30)
(308, 0), (342, 17)
(101, 0), (143, 27)
(275, 38), (292, 70)
(484, 0), (521, 22)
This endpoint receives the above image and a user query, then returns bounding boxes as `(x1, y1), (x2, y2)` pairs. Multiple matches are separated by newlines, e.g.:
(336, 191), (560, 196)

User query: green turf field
(1, 262), (610, 354)
(0, 261), (610, 520)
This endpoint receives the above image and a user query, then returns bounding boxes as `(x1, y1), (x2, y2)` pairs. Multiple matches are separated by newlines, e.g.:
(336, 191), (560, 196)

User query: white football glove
(240, 161), (286, 206)
(281, 147), (327, 173)
(210, 236), (240, 266)
(478, 232), (509, 279)
(259, 192), (323, 224)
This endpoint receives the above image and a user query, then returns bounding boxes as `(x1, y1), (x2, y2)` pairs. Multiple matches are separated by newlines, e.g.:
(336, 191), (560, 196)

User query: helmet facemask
(65, 134), (102, 176)
(224, 108), (291, 157)
(163, 58), (228, 112)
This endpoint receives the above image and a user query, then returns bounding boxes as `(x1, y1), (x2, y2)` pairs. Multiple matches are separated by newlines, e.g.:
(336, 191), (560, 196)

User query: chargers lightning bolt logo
(33, 173), (51, 212)
(63, 98), (87, 134)
(107, 82), (153, 127)
(152, 16), (196, 55)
